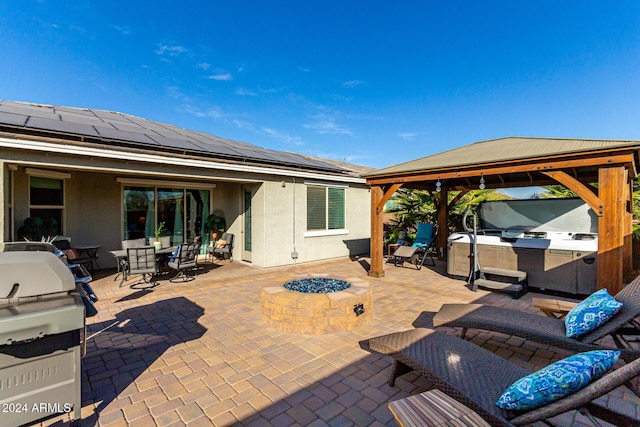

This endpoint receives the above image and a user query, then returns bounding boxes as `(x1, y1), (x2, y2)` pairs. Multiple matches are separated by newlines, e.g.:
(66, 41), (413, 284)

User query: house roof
(296, 153), (375, 178)
(0, 100), (350, 175)
(364, 136), (640, 178)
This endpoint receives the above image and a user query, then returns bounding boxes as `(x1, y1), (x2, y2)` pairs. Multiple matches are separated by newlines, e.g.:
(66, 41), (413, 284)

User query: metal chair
(125, 246), (158, 286)
(209, 232), (234, 262)
(168, 243), (198, 282)
(52, 238), (94, 273)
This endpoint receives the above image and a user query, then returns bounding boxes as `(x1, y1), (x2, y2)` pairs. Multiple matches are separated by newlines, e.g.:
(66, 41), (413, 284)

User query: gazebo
(363, 137), (640, 294)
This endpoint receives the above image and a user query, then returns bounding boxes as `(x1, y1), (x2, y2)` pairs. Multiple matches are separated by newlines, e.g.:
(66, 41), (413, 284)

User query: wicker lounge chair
(368, 328), (639, 426)
(433, 275), (640, 362)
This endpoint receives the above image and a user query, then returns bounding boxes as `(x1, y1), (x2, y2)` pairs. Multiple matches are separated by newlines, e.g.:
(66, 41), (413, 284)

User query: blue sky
(1, 1), (639, 170)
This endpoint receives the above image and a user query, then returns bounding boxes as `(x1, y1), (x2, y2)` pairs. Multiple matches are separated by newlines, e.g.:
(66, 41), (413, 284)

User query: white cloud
(343, 80), (362, 88)
(156, 44), (187, 56)
(180, 104), (224, 119)
(398, 132), (421, 141)
(232, 119), (255, 131)
(261, 127), (305, 146)
(201, 107), (225, 119)
(207, 69), (232, 81)
(197, 62), (211, 70)
(236, 88), (257, 96)
(304, 115), (352, 136)
(113, 25), (132, 35)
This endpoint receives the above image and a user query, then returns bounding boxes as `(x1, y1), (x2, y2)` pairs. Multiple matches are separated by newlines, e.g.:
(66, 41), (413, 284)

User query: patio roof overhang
(0, 133), (366, 184)
(364, 136), (640, 294)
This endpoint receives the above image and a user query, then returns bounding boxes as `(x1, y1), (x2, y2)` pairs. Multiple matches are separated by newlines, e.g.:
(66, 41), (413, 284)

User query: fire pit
(284, 277), (351, 293)
(261, 274), (372, 335)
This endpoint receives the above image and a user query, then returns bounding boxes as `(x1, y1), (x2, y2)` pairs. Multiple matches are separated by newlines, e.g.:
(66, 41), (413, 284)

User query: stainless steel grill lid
(0, 251), (76, 299)
(0, 251), (84, 345)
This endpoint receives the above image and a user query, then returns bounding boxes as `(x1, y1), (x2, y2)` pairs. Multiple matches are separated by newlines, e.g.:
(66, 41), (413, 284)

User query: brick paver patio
(38, 256), (639, 426)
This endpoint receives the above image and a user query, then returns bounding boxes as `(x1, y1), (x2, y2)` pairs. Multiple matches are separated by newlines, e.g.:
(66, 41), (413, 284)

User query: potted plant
(153, 222), (165, 250)
(204, 214), (226, 244)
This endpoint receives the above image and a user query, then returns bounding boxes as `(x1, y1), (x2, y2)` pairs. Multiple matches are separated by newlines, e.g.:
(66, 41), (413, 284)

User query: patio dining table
(111, 246), (178, 286)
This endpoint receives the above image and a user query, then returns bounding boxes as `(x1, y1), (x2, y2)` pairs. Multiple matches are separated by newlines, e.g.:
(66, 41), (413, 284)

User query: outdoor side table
(387, 243), (400, 258)
(532, 297), (578, 319)
(388, 388), (490, 427)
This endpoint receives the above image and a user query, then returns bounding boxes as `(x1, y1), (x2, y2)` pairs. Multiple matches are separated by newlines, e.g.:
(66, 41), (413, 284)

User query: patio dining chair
(168, 242), (198, 282)
(208, 232), (234, 262)
(125, 246), (158, 286)
(52, 237), (93, 273)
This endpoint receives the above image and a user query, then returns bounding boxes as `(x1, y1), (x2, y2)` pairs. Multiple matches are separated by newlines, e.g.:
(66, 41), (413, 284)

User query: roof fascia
(366, 150), (637, 186)
(0, 136), (365, 184)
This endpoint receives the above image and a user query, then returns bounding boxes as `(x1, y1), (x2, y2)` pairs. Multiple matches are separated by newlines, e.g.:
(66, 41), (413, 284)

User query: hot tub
(447, 199), (598, 295)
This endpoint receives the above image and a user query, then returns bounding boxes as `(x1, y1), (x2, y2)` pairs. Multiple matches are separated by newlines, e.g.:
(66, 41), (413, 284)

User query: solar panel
(0, 102), (57, 120)
(146, 134), (209, 152)
(0, 111), (28, 127)
(95, 126), (159, 145)
(26, 116), (100, 137)
(0, 101), (349, 173)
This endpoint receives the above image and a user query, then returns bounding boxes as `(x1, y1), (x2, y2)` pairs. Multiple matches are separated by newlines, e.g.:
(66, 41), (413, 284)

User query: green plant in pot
(153, 222), (166, 250)
(205, 214), (226, 242)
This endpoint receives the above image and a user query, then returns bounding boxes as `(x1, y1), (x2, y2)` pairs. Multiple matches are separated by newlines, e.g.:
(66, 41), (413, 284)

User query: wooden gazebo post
(597, 166), (627, 294)
(370, 185), (385, 277)
(436, 183), (449, 260)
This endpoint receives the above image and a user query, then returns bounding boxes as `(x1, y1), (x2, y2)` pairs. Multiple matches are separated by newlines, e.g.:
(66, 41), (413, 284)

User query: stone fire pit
(260, 274), (372, 335)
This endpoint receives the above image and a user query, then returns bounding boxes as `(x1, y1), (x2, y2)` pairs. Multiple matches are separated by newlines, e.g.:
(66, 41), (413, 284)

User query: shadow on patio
(42, 257), (640, 426)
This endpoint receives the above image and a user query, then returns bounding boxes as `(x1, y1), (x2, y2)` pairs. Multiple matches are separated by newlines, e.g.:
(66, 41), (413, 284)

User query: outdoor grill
(0, 250), (85, 426)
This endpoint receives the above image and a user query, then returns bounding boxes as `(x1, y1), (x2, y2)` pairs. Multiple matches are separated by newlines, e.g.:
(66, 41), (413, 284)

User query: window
(307, 186), (345, 231)
(29, 176), (63, 236)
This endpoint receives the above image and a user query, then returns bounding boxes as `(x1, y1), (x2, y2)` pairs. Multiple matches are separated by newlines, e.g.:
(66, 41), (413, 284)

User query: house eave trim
(0, 137), (366, 184)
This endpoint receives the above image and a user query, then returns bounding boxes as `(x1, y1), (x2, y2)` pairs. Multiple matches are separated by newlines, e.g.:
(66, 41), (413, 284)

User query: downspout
(291, 177), (298, 265)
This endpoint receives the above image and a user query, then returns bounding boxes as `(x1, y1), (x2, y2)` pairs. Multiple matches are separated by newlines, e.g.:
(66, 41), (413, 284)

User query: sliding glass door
(158, 188), (184, 245)
(123, 187), (155, 241)
(123, 185), (210, 252)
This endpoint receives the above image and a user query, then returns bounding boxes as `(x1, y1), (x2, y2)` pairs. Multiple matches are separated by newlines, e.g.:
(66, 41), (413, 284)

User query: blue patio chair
(389, 223), (437, 269)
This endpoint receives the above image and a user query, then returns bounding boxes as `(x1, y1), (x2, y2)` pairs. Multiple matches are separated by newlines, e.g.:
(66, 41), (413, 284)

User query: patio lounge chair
(432, 274), (640, 362)
(368, 328), (639, 426)
(388, 223), (437, 269)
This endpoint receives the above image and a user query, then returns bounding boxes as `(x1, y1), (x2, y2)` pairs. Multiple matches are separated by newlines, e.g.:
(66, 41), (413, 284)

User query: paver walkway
(39, 257), (639, 426)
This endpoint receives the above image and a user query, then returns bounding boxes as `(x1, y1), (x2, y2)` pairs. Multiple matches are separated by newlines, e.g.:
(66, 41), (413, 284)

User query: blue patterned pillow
(564, 289), (623, 338)
(496, 350), (620, 410)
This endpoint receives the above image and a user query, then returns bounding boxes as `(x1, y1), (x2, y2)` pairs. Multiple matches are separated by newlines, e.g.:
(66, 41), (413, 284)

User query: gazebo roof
(364, 136), (640, 178)
(365, 135), (640, 292)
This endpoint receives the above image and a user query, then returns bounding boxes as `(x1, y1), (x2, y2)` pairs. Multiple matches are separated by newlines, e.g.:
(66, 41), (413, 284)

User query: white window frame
(28, 174), (67, 235)
(304, 182), (348, 237)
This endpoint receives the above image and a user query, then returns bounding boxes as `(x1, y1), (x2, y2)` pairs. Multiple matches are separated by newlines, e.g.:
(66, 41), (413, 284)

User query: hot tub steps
(475, 267), (528, 299)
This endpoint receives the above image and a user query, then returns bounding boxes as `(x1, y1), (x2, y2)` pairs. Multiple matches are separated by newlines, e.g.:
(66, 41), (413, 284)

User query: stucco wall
(260, 179), (371, 268)
(2, 153), (370, 270)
